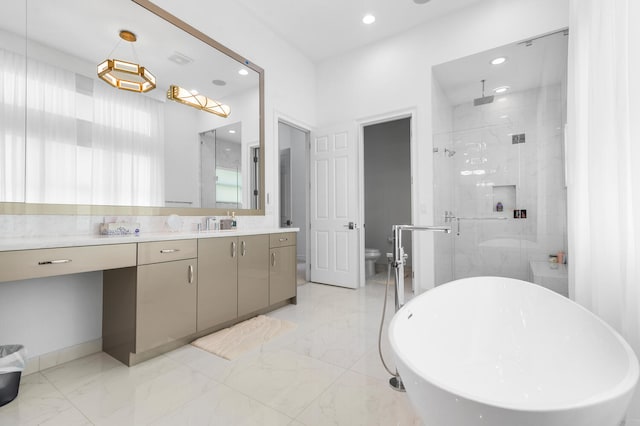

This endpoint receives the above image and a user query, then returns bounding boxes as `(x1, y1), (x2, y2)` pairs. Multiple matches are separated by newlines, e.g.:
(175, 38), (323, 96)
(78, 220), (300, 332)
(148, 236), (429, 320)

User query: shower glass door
(433, 61), (568, 285)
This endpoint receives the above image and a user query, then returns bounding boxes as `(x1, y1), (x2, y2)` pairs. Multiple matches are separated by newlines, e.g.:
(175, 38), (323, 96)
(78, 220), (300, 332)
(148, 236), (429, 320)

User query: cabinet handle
(241, 240), (246, 256)
(160, 249), (180, 254)
(279, 237), (288, 242)
(271, 252), (276, 267)
(38, 259), (72, 265)
(231, 241), (237, 258)
(188, 264), (194, 284)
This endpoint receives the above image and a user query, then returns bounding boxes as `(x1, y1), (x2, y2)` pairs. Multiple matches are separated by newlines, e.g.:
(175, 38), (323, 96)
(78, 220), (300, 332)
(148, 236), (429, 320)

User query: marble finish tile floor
(0, 274), (422, 425)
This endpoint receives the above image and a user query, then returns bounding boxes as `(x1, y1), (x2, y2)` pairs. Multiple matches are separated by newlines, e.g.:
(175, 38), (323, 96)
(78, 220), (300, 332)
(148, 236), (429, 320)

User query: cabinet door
(238, 235), (269, 317)
(269, 245), (296, 305)
(136, 258), (197, 353)
(197, 237), (238, 331)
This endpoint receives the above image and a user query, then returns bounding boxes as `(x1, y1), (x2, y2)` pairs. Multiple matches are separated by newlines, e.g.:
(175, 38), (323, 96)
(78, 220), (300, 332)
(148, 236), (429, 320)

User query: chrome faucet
(385, 224), (451, 393)
(391, 224), (451, 310)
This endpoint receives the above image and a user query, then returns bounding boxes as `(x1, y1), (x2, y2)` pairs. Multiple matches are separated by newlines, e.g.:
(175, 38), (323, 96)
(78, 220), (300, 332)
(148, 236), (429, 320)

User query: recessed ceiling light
(414, 0), (432, 3)
(494, 86), (510, 94)
(212, 79), (226, 86)
(362, 14), (376, 24)
(491, 57), (507, 65)
(229, 130), (236, 134)
(499, 115), (509, 119)
(238, 69), (249, 76)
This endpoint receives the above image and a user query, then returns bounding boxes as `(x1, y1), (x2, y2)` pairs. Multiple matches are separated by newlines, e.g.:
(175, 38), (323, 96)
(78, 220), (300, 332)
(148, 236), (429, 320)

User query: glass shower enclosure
(432, 31), (568, 292)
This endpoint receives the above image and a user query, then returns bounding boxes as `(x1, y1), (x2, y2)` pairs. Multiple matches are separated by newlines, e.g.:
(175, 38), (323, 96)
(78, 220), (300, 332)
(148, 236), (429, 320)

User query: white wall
(0, 273), (102, 357)
(316, 0), (569, 293)
(164, 101), (201, 207)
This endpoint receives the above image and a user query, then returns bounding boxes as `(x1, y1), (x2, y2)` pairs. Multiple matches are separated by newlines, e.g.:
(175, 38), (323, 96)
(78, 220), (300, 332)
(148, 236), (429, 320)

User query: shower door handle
(455, 216), (508, 236)
(455, 217), (509, 221)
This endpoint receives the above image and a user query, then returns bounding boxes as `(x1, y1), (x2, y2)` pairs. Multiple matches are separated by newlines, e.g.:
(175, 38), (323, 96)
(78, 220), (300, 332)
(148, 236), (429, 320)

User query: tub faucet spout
(391, 225), (451, 309)
(383, 224), (451, 393)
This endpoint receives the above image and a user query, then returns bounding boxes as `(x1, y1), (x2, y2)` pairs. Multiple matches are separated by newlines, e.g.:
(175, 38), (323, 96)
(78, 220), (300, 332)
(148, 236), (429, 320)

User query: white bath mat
(191, 315), (296, 360)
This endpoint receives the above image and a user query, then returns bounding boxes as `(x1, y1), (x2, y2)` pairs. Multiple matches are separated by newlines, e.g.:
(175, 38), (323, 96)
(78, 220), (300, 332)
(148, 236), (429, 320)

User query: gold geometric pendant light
(97, 30), (156, 93)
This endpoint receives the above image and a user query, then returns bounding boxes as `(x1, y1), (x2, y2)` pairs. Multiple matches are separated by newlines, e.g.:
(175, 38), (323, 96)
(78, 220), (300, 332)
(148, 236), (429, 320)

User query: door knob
(344, 222), (359, 230)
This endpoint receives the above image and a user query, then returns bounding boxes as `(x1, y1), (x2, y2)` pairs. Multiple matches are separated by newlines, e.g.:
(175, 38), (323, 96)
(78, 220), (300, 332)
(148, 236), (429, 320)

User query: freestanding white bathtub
(389, 276), (639, 426)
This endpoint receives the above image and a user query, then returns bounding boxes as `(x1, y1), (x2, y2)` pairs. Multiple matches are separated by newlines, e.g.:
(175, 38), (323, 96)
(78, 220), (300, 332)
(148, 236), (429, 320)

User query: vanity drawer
(137, 239), (197, 265)
(0, 243), (137, 282)
(269, 232), (296, 248)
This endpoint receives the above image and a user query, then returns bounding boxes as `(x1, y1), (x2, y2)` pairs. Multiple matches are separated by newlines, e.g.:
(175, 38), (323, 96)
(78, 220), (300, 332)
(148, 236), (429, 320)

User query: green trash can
(0, 345), (26, 407)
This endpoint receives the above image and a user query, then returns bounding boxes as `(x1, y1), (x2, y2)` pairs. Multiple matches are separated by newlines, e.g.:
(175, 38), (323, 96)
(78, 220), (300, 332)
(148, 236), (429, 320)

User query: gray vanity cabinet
(103, 239), (197, 365)
(136, 258), (197, 353)
(237, 235), (270, 317)
(135, 240), (198, 354)
(100, 232), (295, 366)
(198, 234), (270, 330)
(269, 233), (297, 305)
(197, 237), (238, 331)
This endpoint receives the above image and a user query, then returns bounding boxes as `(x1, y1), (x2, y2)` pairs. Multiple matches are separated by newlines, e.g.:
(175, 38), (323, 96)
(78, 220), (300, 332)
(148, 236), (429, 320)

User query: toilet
(365, 248), (381, 278)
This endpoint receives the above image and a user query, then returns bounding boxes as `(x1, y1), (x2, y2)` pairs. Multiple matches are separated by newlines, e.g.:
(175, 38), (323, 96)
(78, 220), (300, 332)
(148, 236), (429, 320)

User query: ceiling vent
(168, 52), (194, 65)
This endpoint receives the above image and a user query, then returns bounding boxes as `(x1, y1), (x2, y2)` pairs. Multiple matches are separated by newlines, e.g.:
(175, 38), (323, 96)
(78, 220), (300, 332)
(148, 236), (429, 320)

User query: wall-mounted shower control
(443, 211), (456, 222)
(512, 133), (526, 144)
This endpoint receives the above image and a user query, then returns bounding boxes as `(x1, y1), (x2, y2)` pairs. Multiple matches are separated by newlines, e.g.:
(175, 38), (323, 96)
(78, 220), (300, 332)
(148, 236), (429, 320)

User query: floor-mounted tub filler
(389, 276), (639, 426)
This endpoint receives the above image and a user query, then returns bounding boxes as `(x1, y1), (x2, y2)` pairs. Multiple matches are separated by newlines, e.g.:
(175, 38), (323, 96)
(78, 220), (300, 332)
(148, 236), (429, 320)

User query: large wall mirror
(0, 0), (264, 215)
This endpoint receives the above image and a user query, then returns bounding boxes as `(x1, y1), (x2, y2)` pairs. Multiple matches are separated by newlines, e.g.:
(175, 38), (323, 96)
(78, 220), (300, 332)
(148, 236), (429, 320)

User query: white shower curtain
(568, 0), (640, 407)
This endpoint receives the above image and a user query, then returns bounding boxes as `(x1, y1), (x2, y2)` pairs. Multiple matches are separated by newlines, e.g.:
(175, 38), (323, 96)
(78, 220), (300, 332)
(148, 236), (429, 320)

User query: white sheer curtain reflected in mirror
(0, 48), (26, 202)
(90, 83), (164, 206)
(1, 48), (164, 206)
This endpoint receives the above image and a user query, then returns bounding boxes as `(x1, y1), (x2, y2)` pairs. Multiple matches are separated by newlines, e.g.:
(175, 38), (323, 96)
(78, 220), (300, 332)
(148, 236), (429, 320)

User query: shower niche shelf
(492, 185), (516, 214)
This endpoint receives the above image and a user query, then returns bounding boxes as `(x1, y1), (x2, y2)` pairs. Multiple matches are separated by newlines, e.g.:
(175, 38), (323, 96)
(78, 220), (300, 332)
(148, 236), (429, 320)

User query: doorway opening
(278, 120), (310, 285)
(362, 117), (412, 290)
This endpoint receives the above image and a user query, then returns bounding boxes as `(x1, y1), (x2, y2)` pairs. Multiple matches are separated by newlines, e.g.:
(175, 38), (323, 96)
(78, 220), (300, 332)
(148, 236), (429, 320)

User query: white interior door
(310, 124), (359, 288)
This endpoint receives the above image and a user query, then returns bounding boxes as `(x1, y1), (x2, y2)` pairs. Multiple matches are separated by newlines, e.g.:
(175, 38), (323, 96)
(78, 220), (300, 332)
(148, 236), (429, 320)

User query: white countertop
(0, 228), (299, 252)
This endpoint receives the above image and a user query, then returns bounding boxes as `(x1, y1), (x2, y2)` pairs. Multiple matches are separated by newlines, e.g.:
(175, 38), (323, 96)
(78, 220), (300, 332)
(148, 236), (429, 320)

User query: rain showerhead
(474, 79), (494, 106)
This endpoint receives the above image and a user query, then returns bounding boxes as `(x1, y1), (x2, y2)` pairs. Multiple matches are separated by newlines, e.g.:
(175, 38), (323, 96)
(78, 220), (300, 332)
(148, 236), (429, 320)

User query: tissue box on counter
(99, 222), (140, 236)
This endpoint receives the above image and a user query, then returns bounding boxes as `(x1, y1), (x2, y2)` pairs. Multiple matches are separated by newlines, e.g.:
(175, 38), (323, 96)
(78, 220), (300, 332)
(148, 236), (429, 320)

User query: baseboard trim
(23, 339), (102, 376)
